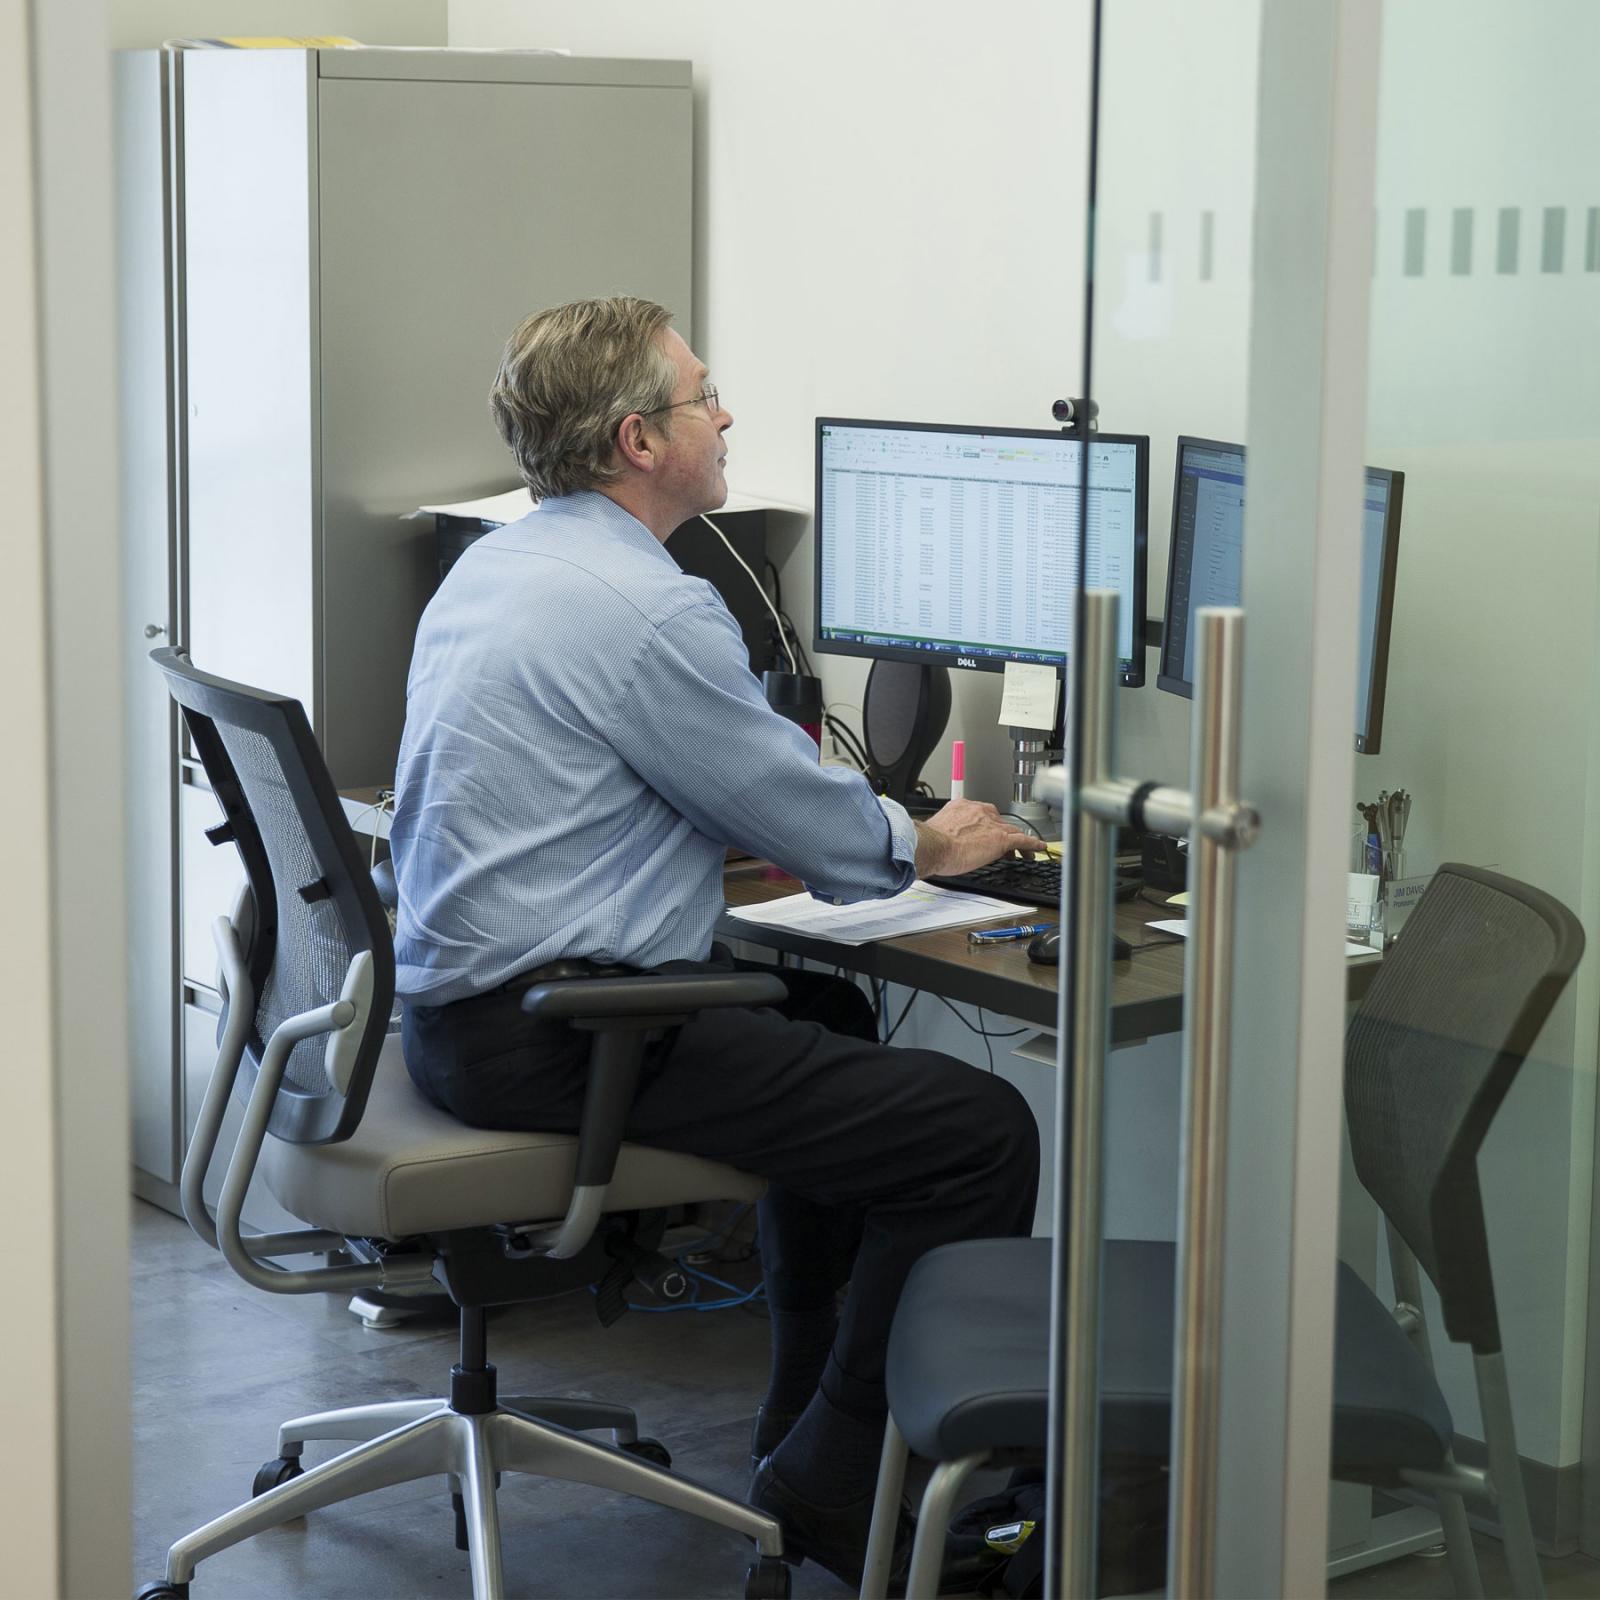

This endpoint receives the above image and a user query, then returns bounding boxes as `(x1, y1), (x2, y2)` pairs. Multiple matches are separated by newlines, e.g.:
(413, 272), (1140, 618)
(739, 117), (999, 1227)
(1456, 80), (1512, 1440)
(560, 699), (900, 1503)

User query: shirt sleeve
(607, 600), (917, 901)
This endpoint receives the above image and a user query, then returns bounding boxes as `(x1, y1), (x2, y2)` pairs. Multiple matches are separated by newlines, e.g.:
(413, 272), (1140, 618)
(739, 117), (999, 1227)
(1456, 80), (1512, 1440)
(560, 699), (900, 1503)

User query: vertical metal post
(1048, 588), (1118, 1598)
(1167, 606), (1247, 1599)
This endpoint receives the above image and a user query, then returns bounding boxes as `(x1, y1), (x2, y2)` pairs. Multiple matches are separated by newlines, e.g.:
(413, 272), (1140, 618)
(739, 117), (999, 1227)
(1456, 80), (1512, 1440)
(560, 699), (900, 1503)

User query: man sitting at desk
(391, 295), (1040, 1584)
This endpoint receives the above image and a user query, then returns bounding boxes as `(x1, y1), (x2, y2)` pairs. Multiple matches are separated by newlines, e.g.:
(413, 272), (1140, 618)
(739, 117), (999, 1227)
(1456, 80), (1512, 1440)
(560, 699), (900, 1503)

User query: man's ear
(615, 412), (659, 474)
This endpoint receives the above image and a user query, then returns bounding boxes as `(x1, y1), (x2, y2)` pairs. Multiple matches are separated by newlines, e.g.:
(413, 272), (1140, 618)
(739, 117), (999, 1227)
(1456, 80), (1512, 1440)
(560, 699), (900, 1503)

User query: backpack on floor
(946, 1456), (1169, 1599)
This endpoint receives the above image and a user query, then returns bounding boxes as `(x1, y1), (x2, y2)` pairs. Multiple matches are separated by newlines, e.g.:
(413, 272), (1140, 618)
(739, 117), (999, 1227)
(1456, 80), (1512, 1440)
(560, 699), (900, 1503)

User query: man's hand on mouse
(913, 799), (1043, 879)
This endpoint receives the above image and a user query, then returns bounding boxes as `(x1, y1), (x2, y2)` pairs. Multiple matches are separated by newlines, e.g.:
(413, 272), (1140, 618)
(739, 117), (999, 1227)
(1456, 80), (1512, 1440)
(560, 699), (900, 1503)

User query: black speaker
(863, 662), (951, 806)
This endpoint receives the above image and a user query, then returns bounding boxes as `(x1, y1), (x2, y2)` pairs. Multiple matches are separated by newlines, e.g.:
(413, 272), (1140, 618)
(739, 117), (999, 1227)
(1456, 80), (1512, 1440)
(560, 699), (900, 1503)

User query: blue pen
(968, 921), (1056, 945)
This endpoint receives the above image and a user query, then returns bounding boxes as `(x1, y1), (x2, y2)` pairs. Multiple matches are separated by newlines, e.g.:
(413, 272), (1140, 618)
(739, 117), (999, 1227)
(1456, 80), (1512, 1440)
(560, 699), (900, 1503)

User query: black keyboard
(929, 856), (1063, 908)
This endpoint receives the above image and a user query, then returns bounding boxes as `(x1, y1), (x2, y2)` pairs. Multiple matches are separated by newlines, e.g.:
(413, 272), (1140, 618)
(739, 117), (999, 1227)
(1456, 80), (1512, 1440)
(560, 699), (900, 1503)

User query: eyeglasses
(641, 385), (720, 420)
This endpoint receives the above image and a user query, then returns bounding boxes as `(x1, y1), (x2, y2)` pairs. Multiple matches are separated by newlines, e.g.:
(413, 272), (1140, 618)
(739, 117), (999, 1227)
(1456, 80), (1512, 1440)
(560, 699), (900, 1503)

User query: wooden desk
(722, 863), (1381, 1043)
(722, 863), (1197, 1045)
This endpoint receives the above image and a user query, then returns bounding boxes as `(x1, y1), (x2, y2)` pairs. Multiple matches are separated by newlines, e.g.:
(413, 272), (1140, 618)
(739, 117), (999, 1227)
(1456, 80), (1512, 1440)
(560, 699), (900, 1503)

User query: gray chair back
(1344, 863), (1583, 1352)
(153, 647), (393, 1146)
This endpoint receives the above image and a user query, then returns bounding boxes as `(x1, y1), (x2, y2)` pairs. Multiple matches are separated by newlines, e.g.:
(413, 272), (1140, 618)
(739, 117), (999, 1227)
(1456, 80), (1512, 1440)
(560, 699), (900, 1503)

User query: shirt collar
(538, 490), (682, 570)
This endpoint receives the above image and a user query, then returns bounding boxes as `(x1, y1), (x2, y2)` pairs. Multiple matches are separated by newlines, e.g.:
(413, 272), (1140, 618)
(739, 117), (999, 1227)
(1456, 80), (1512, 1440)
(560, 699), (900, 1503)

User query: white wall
(449, 0), (1092, 806)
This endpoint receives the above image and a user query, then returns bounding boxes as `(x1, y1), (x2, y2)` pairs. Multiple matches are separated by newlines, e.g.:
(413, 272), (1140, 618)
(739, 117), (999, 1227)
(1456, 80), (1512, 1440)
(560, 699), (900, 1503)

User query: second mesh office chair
(138, 650), (793, 1600)
(861, 863), (1582, 1599)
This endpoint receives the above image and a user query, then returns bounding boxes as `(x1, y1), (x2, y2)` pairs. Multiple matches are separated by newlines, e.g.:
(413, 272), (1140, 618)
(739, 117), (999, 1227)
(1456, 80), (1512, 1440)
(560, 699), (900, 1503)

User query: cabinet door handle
(144, 623), (167, 639)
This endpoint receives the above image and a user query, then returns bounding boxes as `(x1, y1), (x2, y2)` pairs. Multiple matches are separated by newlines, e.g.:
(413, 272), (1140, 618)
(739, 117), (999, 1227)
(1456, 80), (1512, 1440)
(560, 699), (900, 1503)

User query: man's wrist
(913, 821), (951, 879)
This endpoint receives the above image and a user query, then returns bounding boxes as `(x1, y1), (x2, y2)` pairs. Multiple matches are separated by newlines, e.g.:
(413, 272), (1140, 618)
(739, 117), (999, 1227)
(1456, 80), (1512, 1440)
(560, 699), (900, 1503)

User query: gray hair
(488, 296), (679, 499)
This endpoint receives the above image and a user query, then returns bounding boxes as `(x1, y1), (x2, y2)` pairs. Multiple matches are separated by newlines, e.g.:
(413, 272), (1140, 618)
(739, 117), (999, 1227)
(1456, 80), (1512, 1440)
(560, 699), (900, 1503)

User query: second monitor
(813, 418), (1150, 686)
(1158, 436), (1404, 754)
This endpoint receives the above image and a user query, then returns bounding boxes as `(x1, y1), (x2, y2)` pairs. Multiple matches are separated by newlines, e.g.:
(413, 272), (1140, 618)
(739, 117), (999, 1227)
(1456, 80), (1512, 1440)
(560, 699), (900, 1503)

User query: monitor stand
(1007, 725), (1057, 835)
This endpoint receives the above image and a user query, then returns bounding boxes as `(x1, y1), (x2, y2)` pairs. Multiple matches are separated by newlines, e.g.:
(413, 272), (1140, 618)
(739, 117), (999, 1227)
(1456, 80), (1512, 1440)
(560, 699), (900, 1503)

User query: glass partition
(1072, 0), (1600, 1594)
(1333, 4), (1600, 1593)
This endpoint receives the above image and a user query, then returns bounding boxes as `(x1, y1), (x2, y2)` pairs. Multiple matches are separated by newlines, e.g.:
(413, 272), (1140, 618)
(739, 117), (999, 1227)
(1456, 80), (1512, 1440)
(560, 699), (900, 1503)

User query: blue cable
(587, 1257), (766, 1315)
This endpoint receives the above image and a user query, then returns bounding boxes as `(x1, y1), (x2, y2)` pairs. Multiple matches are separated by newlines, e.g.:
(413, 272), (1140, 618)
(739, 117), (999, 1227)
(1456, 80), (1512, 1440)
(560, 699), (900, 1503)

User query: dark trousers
(402, 953), (1041, 1417)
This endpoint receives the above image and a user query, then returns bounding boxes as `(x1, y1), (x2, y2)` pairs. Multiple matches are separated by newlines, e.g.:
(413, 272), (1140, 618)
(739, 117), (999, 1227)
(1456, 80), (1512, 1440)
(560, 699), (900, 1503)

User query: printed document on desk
(727, 882), (1017, 946)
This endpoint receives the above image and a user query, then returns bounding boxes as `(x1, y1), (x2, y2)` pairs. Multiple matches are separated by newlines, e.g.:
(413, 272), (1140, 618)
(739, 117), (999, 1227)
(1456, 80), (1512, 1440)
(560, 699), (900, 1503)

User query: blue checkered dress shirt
(391, 491), (917, 1004)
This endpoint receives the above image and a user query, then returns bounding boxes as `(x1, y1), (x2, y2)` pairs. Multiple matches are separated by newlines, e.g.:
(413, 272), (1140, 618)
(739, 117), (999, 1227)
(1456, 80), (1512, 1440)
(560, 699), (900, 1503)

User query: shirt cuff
(876, 793), (919, 892)
(805, 791), (921, 905)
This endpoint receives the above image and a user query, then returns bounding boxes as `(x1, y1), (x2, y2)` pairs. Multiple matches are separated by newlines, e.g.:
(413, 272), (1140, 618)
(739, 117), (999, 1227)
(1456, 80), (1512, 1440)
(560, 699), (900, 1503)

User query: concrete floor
(133, 1201), (1600, 1599)
(133, 1200), (854, 1599)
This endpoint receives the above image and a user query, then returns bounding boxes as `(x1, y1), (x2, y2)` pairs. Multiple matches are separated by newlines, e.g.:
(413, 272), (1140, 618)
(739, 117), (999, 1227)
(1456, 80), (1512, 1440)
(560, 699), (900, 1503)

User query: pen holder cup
(1351, 828), (1381, 877)
(1347, 872), (1382, 947)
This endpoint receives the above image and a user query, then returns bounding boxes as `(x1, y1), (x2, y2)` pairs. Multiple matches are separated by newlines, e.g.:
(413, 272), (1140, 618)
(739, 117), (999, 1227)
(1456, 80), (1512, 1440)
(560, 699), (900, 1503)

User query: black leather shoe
(748, 1405), (801, 1472)
(747, 1453), (914, 1592)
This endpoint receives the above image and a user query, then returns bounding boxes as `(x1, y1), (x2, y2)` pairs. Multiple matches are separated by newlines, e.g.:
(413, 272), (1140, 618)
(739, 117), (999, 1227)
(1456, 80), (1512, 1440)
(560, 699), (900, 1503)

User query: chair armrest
(521, 970), (786, 1024)
(516, 968), (786, 1259)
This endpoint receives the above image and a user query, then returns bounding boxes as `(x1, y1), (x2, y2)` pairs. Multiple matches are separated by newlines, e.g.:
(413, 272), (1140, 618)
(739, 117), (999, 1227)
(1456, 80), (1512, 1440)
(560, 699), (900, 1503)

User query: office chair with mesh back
(860, 863), (1582, 1599)
(1338, 862), (1583, 1598)
(137, 649), (792, 1600)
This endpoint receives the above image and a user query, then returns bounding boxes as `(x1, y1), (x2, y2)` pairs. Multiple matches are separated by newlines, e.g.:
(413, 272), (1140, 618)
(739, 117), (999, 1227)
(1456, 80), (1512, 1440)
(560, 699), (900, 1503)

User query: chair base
(155, 1397), (784, 1600)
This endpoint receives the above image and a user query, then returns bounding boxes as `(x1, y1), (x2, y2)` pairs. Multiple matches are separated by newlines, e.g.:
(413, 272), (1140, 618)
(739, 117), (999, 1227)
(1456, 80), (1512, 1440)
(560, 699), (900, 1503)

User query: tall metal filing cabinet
(118, 46), (694, 1216)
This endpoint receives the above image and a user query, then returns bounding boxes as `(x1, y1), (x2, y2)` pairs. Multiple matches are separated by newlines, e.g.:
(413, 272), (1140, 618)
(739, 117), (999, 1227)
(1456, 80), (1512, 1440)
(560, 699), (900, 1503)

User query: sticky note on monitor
(999, 662), (1060, 731)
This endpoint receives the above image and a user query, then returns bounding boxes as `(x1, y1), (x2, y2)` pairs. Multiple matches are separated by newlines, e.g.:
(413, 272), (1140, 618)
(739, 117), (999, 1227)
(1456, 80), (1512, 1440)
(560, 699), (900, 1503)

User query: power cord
(883, 988), (919, 1043)
(700, 513), (797, 674)
(595, 1265), (767, 1317)
(824, 711), (872, 772)
(351, 791), (398, 933)
(933, 996), (1026, 1075)
(999, 811), (1047, 839)
(765, 562), (815, 677)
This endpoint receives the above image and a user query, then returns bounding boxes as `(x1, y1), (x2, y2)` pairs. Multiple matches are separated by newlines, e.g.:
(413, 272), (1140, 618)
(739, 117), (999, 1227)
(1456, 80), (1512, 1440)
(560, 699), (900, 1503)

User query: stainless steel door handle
(1167, 605), (1248, 1600)
(1045, 596), (1256, 1600)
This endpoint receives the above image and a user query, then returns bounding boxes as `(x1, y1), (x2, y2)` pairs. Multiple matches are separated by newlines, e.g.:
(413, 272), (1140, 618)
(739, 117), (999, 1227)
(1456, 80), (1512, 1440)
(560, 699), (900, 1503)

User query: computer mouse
(1027, 929), (1133, 964)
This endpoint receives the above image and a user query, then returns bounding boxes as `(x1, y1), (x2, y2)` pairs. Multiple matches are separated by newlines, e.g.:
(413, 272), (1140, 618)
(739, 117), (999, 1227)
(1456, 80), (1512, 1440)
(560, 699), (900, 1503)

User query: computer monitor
(813, 418), (1150, 686)
(1157, 436), (1404, 754)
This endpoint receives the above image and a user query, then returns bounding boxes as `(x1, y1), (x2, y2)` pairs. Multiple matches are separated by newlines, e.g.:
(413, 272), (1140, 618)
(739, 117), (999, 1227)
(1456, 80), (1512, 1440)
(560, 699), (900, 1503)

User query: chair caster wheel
(452, 1490), (470, 1552)
(744, 1554), (791, 1599)
(251, 1455), (303, 1497)
(621, 1436), (672, 1469)
(134, 1583), (190, 1599)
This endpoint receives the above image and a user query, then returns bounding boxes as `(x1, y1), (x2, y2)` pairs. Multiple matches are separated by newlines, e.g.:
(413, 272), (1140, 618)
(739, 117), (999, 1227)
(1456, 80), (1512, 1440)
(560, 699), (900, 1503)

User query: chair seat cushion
(885, 1237), (1454, 1477)
(1329, 1257), (1455, 1477)
(259, 1034), (765, 1238)
(885, 1238), (1177, 1461)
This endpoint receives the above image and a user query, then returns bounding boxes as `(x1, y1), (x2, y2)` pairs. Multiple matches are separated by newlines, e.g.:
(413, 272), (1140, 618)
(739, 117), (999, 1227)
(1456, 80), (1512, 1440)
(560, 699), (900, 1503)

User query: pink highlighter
(949, 741), (965, 803)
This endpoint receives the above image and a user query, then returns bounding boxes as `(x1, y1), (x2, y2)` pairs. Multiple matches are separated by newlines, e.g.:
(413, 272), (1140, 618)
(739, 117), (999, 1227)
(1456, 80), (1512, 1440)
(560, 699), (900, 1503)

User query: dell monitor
(813, 418), (1150, 686)
(1157, 437), (1404, 754)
